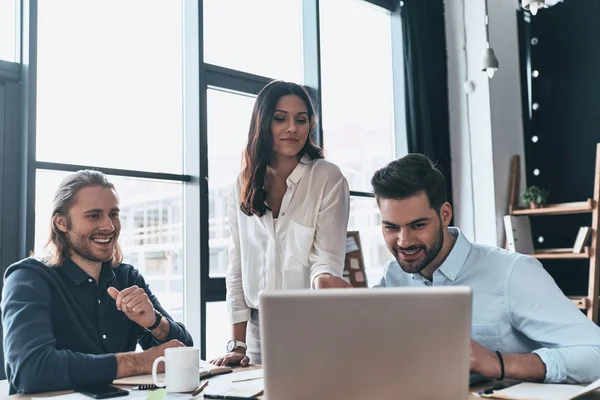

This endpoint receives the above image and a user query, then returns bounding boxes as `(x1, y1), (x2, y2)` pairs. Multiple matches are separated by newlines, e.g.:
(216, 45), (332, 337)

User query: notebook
(112, 360), (232, 385)
(475, 376), (600, 399)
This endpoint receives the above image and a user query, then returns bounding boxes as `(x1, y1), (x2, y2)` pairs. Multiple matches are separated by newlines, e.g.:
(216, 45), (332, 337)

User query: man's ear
(439, 202), (453, 227)
(54, 214), (69, 233)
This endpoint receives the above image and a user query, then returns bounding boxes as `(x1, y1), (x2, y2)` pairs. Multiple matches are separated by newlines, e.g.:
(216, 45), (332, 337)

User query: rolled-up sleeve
(225, 182), (252, 324)
(2, 269), (117, 394)
(308, 176), (350, 285)
(507, 257), (600, 383)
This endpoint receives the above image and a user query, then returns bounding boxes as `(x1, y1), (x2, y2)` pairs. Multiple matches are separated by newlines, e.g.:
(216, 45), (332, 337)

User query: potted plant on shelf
(521, 185), (550, 209)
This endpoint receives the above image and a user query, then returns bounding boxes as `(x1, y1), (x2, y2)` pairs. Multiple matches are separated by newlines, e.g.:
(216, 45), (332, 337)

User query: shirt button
(281, 212), (285, 216)
(287, 187), (292, 191)
(88, 278), (93, 283)
(98, 300), (101, 304)
(102, 334), (107, 339)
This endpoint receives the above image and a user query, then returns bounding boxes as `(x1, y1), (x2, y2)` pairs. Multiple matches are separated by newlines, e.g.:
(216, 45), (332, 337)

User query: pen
(202, 395), (259, 400)
(191, 381), (209, 397)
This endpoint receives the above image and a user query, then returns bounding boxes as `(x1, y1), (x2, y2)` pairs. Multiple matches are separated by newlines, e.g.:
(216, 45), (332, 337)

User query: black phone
(75, 384), (129, 399)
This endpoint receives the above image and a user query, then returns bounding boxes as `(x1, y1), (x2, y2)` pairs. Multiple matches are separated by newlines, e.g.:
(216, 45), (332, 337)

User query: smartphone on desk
(76, 384), (129, 399)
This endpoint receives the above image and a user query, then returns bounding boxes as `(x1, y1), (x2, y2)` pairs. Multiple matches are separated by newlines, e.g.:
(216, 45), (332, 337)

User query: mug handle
(152, 356), (166, 387)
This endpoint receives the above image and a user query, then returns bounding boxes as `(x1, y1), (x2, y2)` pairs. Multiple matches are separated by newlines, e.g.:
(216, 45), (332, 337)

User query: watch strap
(234, 340), (247, 350)
(227, 339), (247, 351)
(147, 310), (163, 330)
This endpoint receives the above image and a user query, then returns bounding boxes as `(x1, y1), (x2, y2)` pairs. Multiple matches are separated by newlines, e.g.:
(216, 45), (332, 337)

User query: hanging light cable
(481, 3), (499, 79)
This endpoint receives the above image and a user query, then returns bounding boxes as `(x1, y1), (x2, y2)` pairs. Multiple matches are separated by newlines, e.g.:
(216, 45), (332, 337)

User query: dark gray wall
(519, 0), (600, 297)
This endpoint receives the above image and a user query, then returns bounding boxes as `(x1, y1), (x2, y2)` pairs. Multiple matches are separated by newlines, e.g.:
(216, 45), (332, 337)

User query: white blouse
(225, 156), (350, 324)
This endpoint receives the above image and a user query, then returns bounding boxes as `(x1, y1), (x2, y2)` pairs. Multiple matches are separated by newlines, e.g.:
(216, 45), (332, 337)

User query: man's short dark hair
(371, 153), (448, 211)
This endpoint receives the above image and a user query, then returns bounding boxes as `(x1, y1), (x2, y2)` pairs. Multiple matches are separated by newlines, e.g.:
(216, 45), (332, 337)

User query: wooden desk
(2, 372), (600, 400)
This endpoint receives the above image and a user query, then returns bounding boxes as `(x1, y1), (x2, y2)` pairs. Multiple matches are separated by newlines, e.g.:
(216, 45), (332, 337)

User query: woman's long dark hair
(240, 80), (323, 217)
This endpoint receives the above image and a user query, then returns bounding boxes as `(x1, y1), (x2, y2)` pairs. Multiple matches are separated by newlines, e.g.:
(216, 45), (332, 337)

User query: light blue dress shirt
(377, 227), (600, 383)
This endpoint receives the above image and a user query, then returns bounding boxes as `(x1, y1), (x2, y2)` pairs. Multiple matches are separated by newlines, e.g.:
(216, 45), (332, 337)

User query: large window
(201, 0), (404, 357)
(206, 89), (256, 278)
(320, 0), (399, 284)
(35, 1), (188, 323)
(203, 0), (303, 82)
(21, 0), (404, 361)
(36, 0), (184, 174)
(0, 0), (18, 62)
(205, 302), (229, 361)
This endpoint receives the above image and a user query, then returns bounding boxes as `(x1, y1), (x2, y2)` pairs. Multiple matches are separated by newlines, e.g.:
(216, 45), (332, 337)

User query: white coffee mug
(152, 347), (199, 393)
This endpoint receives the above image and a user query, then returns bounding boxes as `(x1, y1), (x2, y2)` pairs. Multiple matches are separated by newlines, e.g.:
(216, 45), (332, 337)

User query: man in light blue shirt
(372, 154), (600, 383)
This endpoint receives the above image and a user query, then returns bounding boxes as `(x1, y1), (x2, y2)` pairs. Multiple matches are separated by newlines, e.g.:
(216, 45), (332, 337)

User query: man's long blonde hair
(45, 170), (123, 267)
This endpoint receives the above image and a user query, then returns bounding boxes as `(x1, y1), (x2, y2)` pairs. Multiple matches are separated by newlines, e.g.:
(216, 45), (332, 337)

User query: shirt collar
(286, 154), (312, 186)
(61, 258), (90, 286)
(61, 258), (115, 287)
(436, 227), (471, 281)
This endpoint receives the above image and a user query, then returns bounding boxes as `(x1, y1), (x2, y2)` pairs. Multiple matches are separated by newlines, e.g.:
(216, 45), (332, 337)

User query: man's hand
(210, 351), (250, 368)
(116, 339), (185, 378)
(108, 286), (155, 328)
(313, 274), (353, 289)
(142, 340), (185, 371)
(470, 339), (502, 379)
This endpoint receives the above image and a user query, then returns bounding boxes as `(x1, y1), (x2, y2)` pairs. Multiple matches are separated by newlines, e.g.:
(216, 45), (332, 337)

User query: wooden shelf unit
(508, 144), (600, 323)
(569, 296), (589, 310)
(532, 247), (591, 260)
(510, 200), (594, 216)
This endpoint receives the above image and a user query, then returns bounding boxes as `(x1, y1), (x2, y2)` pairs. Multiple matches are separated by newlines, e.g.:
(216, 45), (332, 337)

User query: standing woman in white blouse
(210, 80), (351, 367)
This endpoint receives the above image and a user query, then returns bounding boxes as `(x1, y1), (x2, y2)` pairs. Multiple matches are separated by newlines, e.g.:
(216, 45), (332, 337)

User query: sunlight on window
(207, 89), (256, 277)
(203, 0), (303, 82)
(206, 302), (230, 360)
(36, 0), (184, 173)
(0, 0), (18, 62)
(320, 0), (396, 278)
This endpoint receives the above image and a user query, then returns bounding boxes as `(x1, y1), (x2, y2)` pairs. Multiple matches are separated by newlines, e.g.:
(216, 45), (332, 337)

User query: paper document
(203, 378), (263, 398)
(231, 369), (263, 382)
(476, 376), (600, 400)
(200, 368), (263, 397)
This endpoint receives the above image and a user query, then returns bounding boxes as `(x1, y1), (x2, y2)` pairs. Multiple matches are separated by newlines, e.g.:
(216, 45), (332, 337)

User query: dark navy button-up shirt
(1, 257), (193, 394)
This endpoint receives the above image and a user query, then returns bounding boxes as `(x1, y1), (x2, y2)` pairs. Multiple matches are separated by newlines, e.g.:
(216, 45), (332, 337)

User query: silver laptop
(260, 286), (472, 400)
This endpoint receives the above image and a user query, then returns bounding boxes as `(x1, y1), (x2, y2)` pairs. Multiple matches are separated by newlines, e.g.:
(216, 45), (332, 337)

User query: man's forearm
(503, 353), (546, 382)
(115, 352), (152, 378)
(149, 317), (170, 342)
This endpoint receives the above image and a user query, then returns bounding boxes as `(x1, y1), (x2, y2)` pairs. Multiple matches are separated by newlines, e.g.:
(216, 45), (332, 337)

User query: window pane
(348, 196), (389, 286)
(206, 302), (229, 360)
(203, 0), (303, 82)
(34, 170), (185, 322)
(207, 89), (256, 278)
(0, 0), (18, 62)
(36, 1), (184, 173)
(320, 0), (396, 192)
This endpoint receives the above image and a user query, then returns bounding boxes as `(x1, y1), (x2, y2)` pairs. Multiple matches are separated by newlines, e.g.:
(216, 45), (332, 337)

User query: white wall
(445, 0), (527, 246)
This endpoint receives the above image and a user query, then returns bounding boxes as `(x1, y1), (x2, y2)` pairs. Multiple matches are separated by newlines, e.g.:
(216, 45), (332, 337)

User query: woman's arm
(308, 175), (351, 287)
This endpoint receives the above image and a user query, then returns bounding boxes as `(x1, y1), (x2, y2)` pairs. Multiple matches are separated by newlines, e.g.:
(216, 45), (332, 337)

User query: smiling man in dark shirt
(1, 170), (193, 394)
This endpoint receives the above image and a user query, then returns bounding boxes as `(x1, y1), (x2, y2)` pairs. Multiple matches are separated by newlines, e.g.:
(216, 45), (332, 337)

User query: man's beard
(394, 225), (444, 275)
(67, 232), (114, 263)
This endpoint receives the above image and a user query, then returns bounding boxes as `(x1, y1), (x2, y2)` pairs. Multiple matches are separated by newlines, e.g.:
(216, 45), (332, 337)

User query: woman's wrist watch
(226, 339), (248, 352)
